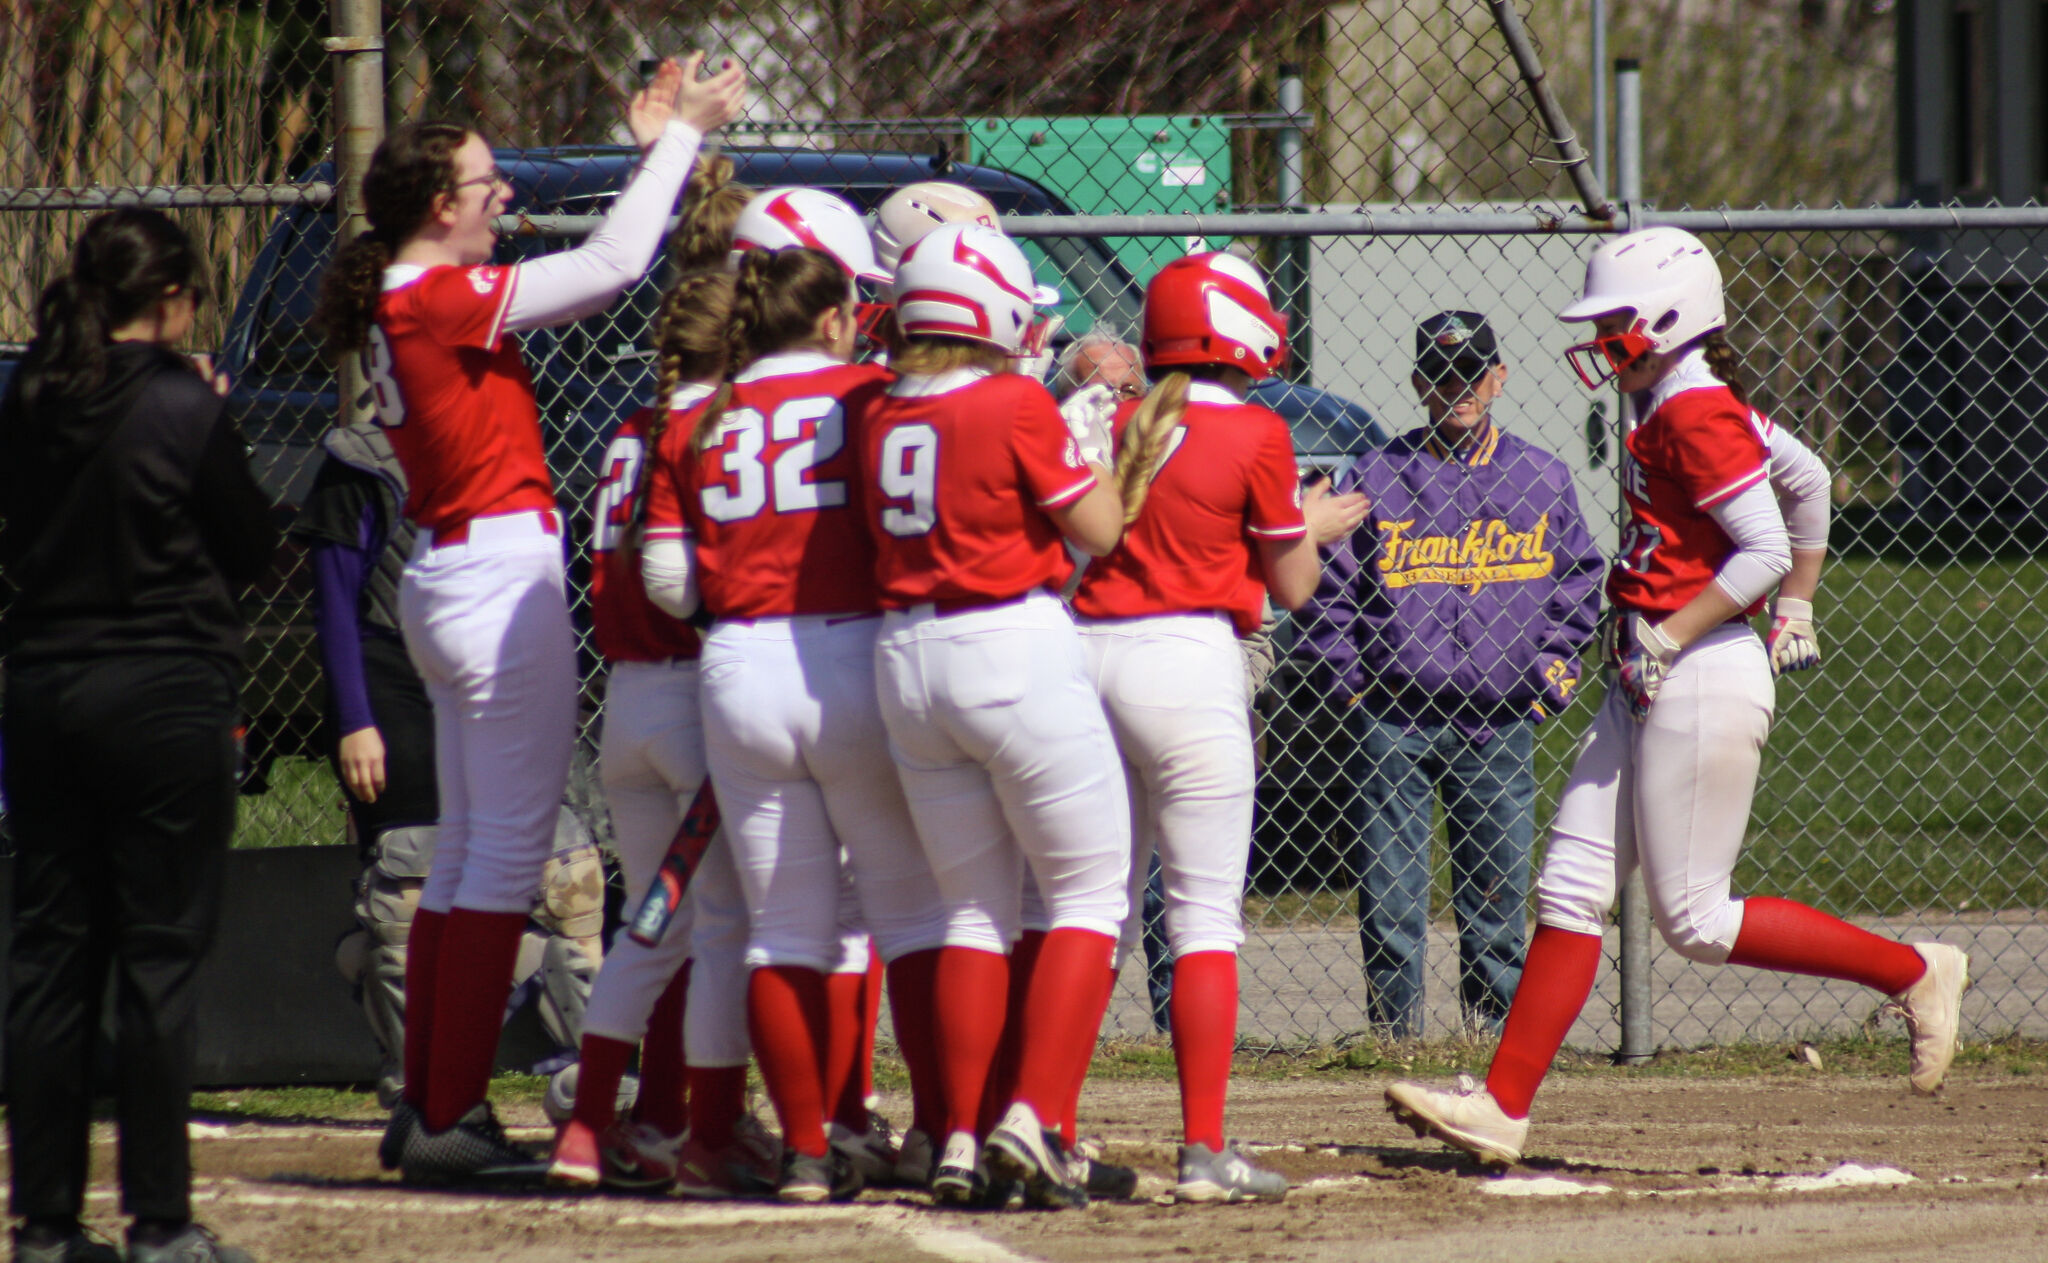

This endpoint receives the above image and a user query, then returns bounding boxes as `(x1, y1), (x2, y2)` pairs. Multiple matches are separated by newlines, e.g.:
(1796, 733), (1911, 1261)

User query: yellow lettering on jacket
(1376, 514), (1556, 593)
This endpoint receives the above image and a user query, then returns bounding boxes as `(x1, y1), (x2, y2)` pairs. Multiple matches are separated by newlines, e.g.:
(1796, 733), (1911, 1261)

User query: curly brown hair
(312, 121), (468, 363)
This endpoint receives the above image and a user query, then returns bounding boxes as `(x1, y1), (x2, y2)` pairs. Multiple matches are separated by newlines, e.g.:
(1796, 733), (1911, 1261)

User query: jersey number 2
(700, 398), (846, 523)
(591, 435), (644, 553)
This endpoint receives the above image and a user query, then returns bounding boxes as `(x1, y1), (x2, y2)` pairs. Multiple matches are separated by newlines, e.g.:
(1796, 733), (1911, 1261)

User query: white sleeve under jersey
(502, 121), (705, 334)
(1766, 425), (1831, 552)
(1707, 478), (1793, 608)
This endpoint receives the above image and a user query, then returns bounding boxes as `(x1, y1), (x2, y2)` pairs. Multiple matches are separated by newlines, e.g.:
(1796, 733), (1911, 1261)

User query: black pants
(331, 633), (438, 853)
(2, 654), (238, 1223)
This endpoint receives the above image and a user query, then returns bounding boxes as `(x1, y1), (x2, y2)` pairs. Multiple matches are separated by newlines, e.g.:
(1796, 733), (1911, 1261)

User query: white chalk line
(95, 1179), (1046, 1262)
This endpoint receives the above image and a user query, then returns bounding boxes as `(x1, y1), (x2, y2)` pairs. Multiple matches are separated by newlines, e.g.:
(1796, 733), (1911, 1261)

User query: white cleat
(1888, 942), (1970, 1095)
(1384, 1075), (1528, 1168)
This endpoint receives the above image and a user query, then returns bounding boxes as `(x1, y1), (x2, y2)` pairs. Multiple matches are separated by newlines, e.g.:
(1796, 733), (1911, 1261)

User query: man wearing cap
(1299, 311), (1604, 1040)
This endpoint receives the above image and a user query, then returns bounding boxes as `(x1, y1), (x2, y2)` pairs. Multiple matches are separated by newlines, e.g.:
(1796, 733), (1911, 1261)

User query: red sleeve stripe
(1247, 522), (1309, 539)
(1694, 465), (1768, 509)
(643, 525), (693, 541)
(484, 268), (518, 351)
(1036, 472), (1098, 508)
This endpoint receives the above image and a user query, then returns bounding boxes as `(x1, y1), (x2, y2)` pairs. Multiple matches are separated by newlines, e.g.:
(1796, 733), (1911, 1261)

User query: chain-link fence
(3, 0), (2041, 1058)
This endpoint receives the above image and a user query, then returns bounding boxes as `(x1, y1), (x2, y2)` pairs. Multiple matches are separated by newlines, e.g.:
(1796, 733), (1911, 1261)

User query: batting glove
(1617, 615), (1682, 722)
(1766, 597), (1820, 676)
(1059, 382), (1118, 467)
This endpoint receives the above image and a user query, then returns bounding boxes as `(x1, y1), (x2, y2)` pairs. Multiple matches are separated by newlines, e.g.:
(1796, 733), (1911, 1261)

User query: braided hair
(1700, 329), (1751, 408)
(688, 247), (850, 453)
(627, 269), (735, 553)
(1114, 372), (1193, 525)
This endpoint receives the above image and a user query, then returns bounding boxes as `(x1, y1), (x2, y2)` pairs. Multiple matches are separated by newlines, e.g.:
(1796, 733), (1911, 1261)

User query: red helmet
(1140, 252), (1288, 380)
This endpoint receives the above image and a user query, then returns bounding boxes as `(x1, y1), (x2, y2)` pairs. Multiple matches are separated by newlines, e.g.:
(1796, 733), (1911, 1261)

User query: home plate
(1480, 1175), (1614, 1197)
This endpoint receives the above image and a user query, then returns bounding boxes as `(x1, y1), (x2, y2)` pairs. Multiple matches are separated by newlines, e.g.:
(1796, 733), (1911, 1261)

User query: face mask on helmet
(1558, 226), (1725, 389)
(1563, 316), (1658, 389)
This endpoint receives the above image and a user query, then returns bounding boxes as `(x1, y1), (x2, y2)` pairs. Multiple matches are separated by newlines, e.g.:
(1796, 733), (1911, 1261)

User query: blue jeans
(1345, 706), (1535, 1038)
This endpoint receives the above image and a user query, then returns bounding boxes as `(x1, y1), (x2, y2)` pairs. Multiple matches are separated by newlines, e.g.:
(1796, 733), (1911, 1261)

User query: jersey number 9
(878, 424), (939, 537)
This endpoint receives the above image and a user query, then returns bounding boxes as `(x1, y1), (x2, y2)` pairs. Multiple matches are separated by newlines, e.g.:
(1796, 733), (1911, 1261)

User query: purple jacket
(1299, 421), (1605, 738)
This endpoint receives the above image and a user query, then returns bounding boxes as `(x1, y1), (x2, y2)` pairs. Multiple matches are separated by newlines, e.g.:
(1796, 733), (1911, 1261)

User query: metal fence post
(1590, 0), (1608, 190)
(1275, 63), (1310, 380)
(1612, 55), (1654, 1066)
(326, 0), (385, 428)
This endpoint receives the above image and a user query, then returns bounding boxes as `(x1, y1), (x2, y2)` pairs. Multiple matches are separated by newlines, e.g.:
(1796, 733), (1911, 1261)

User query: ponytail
(16, 207), (203, 411)
(1700, 329), (1750, 408)
(315, 228), (397, 360)
(630, 269), (734, 551)
(667, 154), (753, 276)
(1114, 371), (1191, 524)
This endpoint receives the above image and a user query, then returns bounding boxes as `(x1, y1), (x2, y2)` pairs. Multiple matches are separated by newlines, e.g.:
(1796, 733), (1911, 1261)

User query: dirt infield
(18, 1062), (2048, 1263)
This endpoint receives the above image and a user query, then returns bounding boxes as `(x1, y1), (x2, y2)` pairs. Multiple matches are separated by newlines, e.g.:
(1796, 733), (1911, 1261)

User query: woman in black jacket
(0, 209), (273, 1263)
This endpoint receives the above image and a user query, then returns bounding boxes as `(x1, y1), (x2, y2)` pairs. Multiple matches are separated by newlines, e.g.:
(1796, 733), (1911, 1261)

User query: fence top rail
(0, 185), (336, 211)
(489, 205), (2048, 240)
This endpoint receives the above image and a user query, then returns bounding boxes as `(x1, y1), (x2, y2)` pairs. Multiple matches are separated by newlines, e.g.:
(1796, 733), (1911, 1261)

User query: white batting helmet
(730, 187), (890, 283)
(893, 223), (1058, 354)
(1558, 226), (1725, 386)
(871, 182), (1002, 277)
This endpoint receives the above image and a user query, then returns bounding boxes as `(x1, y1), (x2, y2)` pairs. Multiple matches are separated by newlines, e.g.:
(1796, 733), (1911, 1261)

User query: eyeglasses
(453, 167), (513, 193)
(1088, 377), (1144, 401)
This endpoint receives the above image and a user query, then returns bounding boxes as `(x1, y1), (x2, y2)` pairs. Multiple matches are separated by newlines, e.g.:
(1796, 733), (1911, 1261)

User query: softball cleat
(1890, 942), (1970, 1095)
(1173, 1142), (1288, 1203)
(399, 1102), (547, 1186)
(545, 1118), (603, 1190)
(1384, 1075), (1527, 1168)
(929, 1130), (981, 1206)
(983, 1102), (1087, 1210)
(378, 1098), (421, 1172)
(892, 1126), (936, 1189)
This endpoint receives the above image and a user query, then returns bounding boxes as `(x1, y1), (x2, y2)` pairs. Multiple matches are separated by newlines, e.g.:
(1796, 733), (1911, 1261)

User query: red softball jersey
(588, 404), (702, 663)
(642, 352), (892, 620)
(1610, 382), (1773, 618)
(855, 369), (1097, 609)
(1073, 385), (1306, 636)
(366, 263), (556, 536)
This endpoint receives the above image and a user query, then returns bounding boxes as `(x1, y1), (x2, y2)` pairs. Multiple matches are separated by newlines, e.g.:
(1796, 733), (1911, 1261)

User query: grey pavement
(1102, 910), (2048, 1052)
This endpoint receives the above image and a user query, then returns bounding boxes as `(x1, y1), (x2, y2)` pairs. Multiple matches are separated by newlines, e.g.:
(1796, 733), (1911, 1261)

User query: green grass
(231, 558), (2048, 925)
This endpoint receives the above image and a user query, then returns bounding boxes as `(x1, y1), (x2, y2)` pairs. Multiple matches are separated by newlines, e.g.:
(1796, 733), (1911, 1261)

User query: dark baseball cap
(1414, 310), (1501, 385)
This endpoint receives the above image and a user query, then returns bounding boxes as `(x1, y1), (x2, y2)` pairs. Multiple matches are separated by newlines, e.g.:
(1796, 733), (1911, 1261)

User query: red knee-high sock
(825, 967), (870, 1132)
(634, 961), (692, 1137)
(687, 1064), (748, 1150)
(1057, 964), (1117, 1148)
(859, 947), (884, 1105)
(401, 908), (447, 1107)
(1484, 927), (1603, 1120)
(1169, 952), (1237, 1151)
(979, 930), (1044, 1135)
(747, 965), (831, 1158)
(422, 908), (527, 1132)
(572, 1034), (634, 1133)
(1011, 928), (1116, 1122)
(886, 949), (944, 1139)
(935, 947), (1009, 1139)
(1727, 896), (1926, 994)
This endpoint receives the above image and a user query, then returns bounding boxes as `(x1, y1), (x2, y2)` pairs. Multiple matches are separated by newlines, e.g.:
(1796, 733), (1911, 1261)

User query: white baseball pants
(1079, 613), (1254, 962)
(1535, 622), (1775, 962)
(700, 615), (946, 973)
(401, 512), (577, 917)
(875, 591), (1132, 953)
(584, 661), (749, 1068)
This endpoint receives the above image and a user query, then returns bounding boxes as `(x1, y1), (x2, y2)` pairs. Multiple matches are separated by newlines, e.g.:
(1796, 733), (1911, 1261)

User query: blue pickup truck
(2, 146), (1381, 799)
